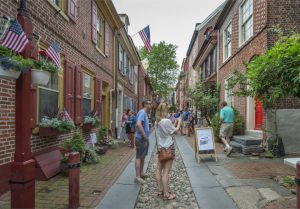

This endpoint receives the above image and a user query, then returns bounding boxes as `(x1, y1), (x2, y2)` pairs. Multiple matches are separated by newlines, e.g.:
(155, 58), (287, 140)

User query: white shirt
(155, 118), (176, 149)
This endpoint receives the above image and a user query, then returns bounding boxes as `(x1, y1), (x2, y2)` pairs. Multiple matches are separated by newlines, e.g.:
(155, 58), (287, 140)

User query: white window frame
(119, 44), (124, 74)
(223, 22), (232, 61)
(239, 0), (253, 46)
(225, 76), (234, 107)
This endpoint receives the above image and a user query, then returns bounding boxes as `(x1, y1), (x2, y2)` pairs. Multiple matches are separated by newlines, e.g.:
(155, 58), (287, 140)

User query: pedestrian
(154, 103), (181, 200)
(119, 110), (129, 142)
(188, 112), (195, 135)
(219, 101), (234, 156)
(134, 99), (152, 184)
(128, 111), (136, 148)
(183, 108), (190, 135)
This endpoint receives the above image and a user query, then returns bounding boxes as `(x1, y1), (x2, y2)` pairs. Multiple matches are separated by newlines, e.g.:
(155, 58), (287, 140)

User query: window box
(82, 122), (95, 130)
(31, 69), (51, 86)
(0, 64), (21, 80)
(39, 127), (64, 137)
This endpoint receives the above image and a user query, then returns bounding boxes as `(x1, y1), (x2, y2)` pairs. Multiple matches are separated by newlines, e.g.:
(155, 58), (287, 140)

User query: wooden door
(255, 98), (263, 130)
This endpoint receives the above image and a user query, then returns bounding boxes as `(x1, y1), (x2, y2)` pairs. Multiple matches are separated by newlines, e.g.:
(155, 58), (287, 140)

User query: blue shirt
(135, 109), (150, 140)
(183, 111), (190, 121)
(129, 115), (137, 129)
(174, 112), (180, 118)
(220, 106), (234, 123)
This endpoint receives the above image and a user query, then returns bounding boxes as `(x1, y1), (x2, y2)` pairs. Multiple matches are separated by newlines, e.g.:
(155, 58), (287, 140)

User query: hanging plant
(33, 55), (58, 73)
(0, 45), (33, 71)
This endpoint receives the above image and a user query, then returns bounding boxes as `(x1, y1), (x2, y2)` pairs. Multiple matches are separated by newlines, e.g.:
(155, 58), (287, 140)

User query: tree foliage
(227, 33), (300, 109)
(139, 41), (179, 98)
(188, 79), (219, 125)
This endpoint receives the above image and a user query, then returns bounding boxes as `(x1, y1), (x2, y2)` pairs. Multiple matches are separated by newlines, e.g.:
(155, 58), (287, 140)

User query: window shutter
(104, 22), (110, 56)
(74, 65), (83, 124)
(30, 85), (37, 128)
(64, 61), (75, 119)
(94, 78), (101, 117)
(68, 0), (77, 22)
(124, 52), (127, 75)
(91, 0), (97, 44)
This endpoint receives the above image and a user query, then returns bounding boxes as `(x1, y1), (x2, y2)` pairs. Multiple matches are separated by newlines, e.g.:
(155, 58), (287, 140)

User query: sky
(112, 0), (225, 67)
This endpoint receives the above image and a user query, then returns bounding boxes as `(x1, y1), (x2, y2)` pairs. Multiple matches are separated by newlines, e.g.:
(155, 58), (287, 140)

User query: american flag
(40, 40), (61, 69)
(138, 25), (151, 52)
(0, 19), (29, 53)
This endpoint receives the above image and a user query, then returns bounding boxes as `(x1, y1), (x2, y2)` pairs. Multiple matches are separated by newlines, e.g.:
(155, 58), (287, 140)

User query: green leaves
(229, 32), (300, 108)
(139, 41), (179, 98)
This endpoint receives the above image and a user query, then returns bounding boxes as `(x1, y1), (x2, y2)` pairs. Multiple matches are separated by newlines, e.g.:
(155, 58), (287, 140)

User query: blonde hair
(155, 103), (169, 123)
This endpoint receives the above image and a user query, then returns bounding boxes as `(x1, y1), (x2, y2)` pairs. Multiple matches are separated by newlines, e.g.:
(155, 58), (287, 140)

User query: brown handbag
(154, 122), (173, 163)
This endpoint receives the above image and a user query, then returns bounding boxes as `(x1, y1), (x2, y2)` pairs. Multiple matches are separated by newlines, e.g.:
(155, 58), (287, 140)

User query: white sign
(196, 128), (214, 151)
(90, 133), (97, 144)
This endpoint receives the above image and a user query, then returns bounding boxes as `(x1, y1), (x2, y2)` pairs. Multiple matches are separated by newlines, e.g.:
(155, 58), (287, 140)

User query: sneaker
(134, 177), (146, 185)
(226, 146), (233, 157)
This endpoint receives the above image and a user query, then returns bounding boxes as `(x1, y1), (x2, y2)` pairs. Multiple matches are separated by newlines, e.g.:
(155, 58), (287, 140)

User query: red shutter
(105, 22), (110, 56)
(30, 85), (37, 128)
(68, 0), (77, 22)
(74, 66), (83, 124)
(91, 0), (97, 44)
(94, 78), (101, 117)
(64, 61), (75, 119)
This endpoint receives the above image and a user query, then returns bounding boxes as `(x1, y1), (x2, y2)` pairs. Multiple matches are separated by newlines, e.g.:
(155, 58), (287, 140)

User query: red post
(296, 161), (300, 209)
(11, 1), (36, 208)
(68, 152), (80, 209)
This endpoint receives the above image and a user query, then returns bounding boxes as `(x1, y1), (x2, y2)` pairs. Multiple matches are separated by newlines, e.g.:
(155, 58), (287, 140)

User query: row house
(0, 0), (151, 195)
(137, 64), (153, 110)
(190, 0), (300, 151)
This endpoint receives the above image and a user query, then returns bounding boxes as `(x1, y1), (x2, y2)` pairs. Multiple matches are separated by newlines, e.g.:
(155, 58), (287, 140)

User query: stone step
(229, 141), (243, 153)
(233, 135), (262, 146)
(245, 130), (263, 138)
(230, 141), (264, 155)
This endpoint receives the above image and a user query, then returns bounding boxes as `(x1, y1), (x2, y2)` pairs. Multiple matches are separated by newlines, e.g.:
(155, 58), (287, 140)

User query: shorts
(183, 121), (189, 128)
(135, 139), (149, 159)
(220, 123), (233, 138)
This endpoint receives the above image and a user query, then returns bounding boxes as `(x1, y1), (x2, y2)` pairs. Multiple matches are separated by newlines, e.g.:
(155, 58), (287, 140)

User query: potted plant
(32, 56), (58, 85)
(83, 111), (100, 130)
(39, 108), (75, 137)
(0, 45), (33, 79)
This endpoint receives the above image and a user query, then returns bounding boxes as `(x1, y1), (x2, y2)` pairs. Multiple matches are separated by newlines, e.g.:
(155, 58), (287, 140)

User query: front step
(230, 141), (264, 155)
(233, 135), (262, 146)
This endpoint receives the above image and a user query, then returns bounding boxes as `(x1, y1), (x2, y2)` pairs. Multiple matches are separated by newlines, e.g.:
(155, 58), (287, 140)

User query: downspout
(217, 29), (220, 112)
(111, 30), (118, 137)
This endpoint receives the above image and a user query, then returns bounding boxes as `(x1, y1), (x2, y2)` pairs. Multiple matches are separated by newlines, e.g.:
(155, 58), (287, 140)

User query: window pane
(39, 88), (59, 121)
(83, 74), (91, 99)
(83, 98), (92, 117)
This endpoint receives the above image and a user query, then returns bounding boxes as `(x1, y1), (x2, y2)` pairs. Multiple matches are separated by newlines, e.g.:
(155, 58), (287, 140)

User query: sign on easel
(194, 127), (218, 162)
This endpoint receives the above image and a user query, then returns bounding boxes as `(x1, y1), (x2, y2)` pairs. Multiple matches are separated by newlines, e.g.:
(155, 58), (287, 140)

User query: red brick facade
(137, 65), (153, 110)
(0, 0), (124, 195)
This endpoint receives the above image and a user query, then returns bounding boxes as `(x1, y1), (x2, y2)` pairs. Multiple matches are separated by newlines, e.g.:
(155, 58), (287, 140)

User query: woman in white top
(155, 103), (181, 200)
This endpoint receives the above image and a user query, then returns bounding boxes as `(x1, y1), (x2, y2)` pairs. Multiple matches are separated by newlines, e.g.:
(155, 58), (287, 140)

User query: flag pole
(130, 24), (150, 38)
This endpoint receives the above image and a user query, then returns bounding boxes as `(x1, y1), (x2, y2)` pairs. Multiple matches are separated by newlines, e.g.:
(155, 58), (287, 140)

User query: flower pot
(0, 64), (21, 80)
(39, 127), (62, 137)
(31, 69), (50, 85)
(83, 123), (95, 130)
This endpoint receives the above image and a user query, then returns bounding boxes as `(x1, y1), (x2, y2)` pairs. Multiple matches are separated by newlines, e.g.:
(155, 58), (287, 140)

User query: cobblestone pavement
(0, 143), (135, 209)
(134, 143), (199, 209)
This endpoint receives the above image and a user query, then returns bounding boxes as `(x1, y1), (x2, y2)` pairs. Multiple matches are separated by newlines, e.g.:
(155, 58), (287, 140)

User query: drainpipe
(112, 30), (118, 137)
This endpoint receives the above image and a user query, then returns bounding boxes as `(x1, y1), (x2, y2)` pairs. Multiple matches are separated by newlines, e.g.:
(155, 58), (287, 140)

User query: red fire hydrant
(68, 152), (80, 209)
(296, 161), (300, 209)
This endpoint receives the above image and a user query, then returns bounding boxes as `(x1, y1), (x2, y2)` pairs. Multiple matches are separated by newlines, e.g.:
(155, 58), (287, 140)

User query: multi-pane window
(51, 0), (67, 13)
(240, 0), (253, 44)
(224, 23), (232, 60)
(83, 73), (93, 117)
(128, 62), (133, 83)
(119, 44), (124, 73)
(225, 77), (234, 107)
(124, 54), (128, 75)
(96, 8), (105, 52)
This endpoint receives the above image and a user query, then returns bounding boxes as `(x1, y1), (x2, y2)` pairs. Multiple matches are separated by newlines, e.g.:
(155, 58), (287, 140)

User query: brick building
(189, 0), (300, 151)
(0, 0), (147, 195)
(137, 64), (153, 110)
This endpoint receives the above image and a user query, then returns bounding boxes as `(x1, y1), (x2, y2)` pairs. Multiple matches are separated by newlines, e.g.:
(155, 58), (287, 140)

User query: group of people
(167, 108), (195, 136)
(131, 99), (234, 201)
(119, 109), (137, 148)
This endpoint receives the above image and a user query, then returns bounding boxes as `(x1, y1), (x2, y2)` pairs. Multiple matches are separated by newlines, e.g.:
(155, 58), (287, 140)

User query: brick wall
(0, 0), (117, 194)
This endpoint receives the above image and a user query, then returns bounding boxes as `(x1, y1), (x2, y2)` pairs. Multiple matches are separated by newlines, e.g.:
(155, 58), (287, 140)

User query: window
(96, 8), (105, 52)
(225, 77), (234, 107)
(82, 73), (94, 117)
(224, 23), (232, 60)
(213, 47), (217, 72)
(124, 54), (128, 75)
(51, 0), (67, 13)
(119, 44), (124, 73)
(240, 0), (253, 44)
(38, 43), (64, 122)
(128, 62), (133, 83)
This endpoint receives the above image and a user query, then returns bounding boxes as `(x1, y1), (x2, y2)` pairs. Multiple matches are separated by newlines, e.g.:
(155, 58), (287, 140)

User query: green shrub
(83, 148), (99, 164)
(211, 108), (245, 140)
(61, 131), (86, 160)
(97, 125), (107, 144)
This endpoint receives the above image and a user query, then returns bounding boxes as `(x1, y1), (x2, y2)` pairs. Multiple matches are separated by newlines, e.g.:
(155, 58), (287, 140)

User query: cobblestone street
(134, 143), (199, 209)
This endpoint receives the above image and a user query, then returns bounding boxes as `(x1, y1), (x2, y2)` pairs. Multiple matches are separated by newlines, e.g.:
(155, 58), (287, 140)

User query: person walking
(219, 101), (234, 156)
(155, 103), (181, 200)
(128, 111), (136, 148)
(120, 109), (130, 142)
(134, 99), (152, 184)
(183, 108), (190, 135)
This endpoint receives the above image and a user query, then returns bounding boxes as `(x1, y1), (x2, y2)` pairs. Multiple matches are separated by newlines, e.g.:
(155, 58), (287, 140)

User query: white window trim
(223, 22), (232, 62)
(224, 75), (234, 107)
(239, 0), (254, 47)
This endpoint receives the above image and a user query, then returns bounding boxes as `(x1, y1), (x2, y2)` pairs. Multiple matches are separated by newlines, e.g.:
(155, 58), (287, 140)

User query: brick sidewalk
(0, 143), (135, 209)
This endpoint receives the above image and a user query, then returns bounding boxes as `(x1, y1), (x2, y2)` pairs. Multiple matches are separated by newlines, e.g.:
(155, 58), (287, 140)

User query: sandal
(163, 192), (176, 200)
(157, 191), (163, 197)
